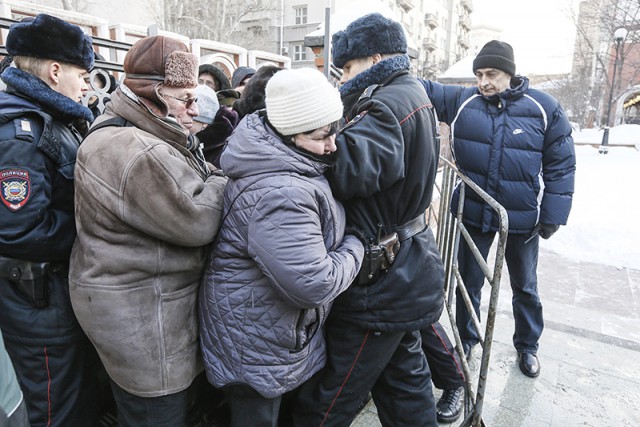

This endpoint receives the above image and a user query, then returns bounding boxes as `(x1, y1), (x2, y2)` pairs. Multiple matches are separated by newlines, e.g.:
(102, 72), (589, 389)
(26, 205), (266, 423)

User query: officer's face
(339, 57), (375, 84)
(57, 64), (89, 102)
(475, 68), (511, 96)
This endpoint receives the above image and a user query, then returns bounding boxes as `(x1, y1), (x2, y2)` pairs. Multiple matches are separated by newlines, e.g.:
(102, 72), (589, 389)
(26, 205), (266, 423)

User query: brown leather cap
(123, 35), (198, 116)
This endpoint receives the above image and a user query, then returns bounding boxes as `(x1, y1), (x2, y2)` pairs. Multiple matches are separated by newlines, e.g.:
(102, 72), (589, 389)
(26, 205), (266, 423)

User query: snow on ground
(541, 144), (640, 270)
(572, 124), (640, 149)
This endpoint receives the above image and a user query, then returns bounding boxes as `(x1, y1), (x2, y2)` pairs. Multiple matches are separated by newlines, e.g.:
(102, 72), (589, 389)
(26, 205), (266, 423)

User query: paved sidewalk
(352, 247), (640, 426)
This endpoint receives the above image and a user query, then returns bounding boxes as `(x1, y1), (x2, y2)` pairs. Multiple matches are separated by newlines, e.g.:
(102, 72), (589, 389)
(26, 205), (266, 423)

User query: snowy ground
(541, 144), (640, 270)
(572, 124), (640, 149)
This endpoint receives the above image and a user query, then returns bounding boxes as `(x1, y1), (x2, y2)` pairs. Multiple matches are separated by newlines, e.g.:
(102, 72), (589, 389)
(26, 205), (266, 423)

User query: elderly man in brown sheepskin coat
(69, 35), (227, 426)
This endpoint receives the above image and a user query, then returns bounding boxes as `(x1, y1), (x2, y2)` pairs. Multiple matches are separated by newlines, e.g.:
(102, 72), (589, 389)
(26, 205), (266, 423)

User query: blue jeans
(455, 227), (543, 354)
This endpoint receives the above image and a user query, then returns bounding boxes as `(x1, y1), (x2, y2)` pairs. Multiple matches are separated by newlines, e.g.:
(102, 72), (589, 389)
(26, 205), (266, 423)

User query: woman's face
(292, 124), (338, 156)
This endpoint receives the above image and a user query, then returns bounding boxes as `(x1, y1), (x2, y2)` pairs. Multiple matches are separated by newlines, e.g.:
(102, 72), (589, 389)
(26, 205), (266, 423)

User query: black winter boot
(436, 386), (464, 423)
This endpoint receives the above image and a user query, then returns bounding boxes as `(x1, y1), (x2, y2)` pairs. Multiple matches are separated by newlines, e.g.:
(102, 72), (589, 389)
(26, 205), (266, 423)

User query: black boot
(436, 386), (464, 423)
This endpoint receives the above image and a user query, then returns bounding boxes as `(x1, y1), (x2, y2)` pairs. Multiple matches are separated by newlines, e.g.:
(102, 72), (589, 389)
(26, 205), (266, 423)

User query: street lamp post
(600, 27), (628, 154)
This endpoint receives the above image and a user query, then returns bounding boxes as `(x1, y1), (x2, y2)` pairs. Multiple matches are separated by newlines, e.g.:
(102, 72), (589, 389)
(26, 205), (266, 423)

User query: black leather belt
(396, 214), (427, 241)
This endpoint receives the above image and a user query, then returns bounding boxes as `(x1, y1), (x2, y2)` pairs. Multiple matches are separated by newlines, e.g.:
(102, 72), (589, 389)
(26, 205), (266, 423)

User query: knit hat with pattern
(265, 68), (343, 136)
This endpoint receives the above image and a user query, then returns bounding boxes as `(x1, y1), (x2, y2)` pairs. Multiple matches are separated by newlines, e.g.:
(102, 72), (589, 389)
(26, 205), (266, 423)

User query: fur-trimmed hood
(199, 64), (231, 91)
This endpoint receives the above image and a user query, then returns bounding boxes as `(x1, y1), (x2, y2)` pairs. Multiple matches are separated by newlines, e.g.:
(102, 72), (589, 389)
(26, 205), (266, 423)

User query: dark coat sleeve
(419, 79), (467, 125)
(539, 97), (576, 225)
(328, 98), (405, 200)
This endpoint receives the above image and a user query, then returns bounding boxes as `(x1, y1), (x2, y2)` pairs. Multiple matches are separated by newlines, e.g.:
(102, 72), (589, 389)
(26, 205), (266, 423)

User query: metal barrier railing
(432, 156), (508, 427)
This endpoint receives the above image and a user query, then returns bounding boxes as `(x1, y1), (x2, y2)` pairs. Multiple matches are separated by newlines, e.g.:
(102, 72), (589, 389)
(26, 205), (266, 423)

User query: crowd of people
(0, 10), (574, 427)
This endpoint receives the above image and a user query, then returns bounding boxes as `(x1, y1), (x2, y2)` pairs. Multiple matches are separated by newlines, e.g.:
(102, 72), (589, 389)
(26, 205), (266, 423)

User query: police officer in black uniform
(292, 14), (445, 427)
(0, 14), (99, 426)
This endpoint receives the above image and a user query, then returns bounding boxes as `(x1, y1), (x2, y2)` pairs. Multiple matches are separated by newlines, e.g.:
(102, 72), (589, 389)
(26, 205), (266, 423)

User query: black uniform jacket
(328, 67), (445, 332)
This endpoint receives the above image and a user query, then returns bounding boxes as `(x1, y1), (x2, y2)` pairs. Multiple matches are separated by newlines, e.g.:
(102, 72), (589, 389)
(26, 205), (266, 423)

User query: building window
(248, 25), (262, 37)
(294, 44), (307, 61)
(294, 6), (308, 25)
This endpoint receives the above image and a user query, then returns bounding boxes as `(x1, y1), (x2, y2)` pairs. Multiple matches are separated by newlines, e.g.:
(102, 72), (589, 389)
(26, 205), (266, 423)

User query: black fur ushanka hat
(6, 13), (94, 71)
(332, 13), (407, 69)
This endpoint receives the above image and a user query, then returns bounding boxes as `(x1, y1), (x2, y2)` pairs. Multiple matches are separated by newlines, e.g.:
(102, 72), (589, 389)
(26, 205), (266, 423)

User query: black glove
(538, 223), (559, 239)
(345, 225), (370, 246)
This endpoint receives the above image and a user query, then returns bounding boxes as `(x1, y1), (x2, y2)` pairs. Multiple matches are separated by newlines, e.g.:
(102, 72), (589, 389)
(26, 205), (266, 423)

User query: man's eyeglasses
(162, 94), (198, 109)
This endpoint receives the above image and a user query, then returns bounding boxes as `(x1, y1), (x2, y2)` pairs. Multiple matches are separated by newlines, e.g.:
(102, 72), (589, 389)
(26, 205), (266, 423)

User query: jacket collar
(0, 67), (93, 123)
(339, 54), (410, 97)
(101, 88), (192, 152)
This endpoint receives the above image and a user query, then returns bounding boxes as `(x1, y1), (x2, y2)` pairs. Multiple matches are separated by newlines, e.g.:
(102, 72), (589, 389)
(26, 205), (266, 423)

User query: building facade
(245, 0), (474, 77)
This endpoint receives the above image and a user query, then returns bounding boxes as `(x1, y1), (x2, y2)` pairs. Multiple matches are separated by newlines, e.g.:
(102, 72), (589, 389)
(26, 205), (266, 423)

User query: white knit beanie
(265, 67), (343, 136)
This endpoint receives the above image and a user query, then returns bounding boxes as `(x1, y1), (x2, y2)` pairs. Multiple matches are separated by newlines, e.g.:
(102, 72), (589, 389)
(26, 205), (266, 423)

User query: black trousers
(0, 276), (100, 427)
(109, 380), (189, 427)
(224, 384), (284, 427)
(292, 319), (437, 427)
(421, 322), (465, 391)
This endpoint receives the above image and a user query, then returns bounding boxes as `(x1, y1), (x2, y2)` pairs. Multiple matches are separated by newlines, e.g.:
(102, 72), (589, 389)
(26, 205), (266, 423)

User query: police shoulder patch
(1, 169), (31, 211)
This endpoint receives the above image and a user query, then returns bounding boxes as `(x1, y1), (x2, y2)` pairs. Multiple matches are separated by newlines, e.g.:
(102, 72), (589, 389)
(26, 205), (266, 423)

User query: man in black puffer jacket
(292, 13), (444, 427)
(420, 41), (576, 379)
(0, 14), (99, 426)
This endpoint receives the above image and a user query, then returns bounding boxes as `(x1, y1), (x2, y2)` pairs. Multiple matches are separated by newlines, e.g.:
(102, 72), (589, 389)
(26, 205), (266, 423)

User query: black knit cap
(472, 40), (516, 76)
(5, 13), (94, 71)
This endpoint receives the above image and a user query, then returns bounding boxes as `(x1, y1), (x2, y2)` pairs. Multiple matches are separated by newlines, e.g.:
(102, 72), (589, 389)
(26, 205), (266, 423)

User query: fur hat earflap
(332, 13), (407, 69)
(165, 51), (199, 88)
(6, 13), (94, 71)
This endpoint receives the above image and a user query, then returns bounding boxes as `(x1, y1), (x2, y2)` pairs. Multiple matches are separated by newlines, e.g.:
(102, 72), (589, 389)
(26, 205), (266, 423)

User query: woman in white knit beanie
(199, 67), (364, 427)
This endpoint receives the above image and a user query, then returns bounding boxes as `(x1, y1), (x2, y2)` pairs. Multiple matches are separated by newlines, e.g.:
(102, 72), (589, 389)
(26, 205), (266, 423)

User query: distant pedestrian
(230, 66), (256, 94)
(199, 63), (231, 91)
(420, 40), (576, 378)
